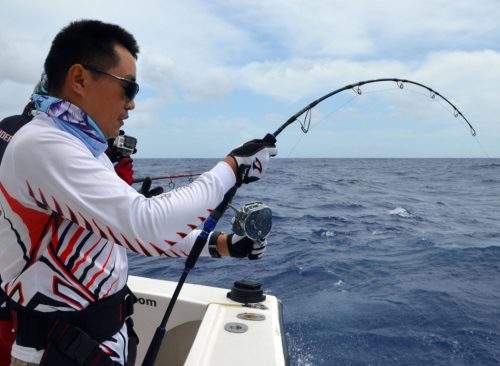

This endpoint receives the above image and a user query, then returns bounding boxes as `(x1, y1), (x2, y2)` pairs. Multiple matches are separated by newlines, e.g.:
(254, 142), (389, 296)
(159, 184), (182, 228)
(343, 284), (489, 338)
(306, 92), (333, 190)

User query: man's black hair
(44, 19), (140, 95)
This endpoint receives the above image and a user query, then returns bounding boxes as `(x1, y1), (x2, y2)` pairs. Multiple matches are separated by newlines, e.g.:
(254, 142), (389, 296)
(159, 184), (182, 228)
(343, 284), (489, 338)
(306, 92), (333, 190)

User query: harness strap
(39, 319), (120, 366)
(11, 285), (136, 350)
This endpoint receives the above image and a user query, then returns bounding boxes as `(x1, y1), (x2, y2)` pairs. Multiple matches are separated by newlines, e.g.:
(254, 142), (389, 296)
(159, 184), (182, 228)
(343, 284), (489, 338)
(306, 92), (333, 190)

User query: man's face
(83, 44), (137, 139)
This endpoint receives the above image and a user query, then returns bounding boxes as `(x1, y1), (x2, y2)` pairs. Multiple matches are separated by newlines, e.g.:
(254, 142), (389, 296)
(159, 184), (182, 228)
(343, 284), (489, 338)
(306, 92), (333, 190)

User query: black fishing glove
(208, 231), (267, 260)
(229, 134), (278, 186)
(138, 177), (164, 198)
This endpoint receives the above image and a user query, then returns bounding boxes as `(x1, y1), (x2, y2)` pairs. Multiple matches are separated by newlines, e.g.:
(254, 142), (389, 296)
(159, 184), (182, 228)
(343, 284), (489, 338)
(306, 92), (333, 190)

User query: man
(0, 20), (277, 366)
(0, 114), (158, 366)
(0, 109), (160, 366)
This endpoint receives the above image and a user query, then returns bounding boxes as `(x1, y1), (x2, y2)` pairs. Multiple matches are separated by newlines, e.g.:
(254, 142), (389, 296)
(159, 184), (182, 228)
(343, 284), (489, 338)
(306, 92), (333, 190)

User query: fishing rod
(142, 78), (473, 365)
(139, 78), (473, 187)
(142, 186), (238, 366)
(132, 173), (200, 184)
(272, 78), (476, 138)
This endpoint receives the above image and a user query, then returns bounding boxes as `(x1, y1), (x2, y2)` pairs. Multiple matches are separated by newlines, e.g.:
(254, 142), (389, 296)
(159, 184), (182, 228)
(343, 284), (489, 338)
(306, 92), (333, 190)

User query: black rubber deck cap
(227, 280), (266, 303)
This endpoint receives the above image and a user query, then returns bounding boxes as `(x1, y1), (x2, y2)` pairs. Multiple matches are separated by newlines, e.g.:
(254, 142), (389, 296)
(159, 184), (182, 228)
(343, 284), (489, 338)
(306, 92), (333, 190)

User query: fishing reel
(229, 202), (272, 241)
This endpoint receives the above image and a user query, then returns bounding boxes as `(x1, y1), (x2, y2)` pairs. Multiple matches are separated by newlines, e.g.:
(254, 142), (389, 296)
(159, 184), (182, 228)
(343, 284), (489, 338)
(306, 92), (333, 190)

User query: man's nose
(125, 99), (135, 110)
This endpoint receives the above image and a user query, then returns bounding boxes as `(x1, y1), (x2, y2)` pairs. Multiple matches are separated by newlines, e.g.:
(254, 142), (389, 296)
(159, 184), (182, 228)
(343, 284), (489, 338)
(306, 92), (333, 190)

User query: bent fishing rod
(139, 78), (475, 187)
(142, 77), (474, 366)
(272, 78), (476, 138)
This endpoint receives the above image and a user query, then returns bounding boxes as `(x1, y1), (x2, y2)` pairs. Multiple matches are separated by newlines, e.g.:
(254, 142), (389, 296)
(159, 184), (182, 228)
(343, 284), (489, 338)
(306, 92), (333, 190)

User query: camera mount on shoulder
(106, 130), (138, 163)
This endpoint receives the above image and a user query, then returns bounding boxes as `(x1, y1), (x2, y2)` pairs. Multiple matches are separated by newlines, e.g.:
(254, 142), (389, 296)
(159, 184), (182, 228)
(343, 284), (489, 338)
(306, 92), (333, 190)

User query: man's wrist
(208, 231), (230, 258)
(223, 156), (238, 177)
(208, 231), (222, 258)
(216, 233), (229, 256)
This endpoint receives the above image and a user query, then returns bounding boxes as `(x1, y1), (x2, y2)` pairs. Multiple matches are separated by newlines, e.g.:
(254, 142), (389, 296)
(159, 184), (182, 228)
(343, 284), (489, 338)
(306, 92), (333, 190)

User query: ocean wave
(316, 201), (364, 210)
(481, 178), (500, 184)
(472, 163), (500, 169)
(312, 229), (336, 237)
(301, 214), (351, 224)
(389, 207), (416, 219)
(371, 226), (402, 235)
(292, 182), (330, 192)
(332, 178), (360, 186)
(312, 229), (351, 238)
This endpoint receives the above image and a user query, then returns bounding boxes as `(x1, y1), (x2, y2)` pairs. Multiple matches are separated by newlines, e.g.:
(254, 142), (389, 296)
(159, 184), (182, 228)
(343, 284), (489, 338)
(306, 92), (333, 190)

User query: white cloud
(230, 58), (410, 102)
(177, 67), (234, 102)
(126, 97), (168, 129)
(0, 36), (44, 85)
(411, 51), (500, 130)
(0, 0), (499, 156)
(139, 54), (178, 101)
(228, 49), (499, 130)
(0, 81), (34, 115)
(205, 0), (499, 59)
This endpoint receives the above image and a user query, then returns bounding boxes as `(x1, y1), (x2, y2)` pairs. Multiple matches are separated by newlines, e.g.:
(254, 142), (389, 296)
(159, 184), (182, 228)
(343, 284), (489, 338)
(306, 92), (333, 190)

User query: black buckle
(48, 320), (117, 366)
(122, 292), (136, 321)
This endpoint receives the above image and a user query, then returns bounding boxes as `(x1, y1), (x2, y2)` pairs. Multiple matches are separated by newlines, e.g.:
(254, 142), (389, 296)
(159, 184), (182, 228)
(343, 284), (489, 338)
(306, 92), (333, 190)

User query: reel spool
(230, 202), (272, 241)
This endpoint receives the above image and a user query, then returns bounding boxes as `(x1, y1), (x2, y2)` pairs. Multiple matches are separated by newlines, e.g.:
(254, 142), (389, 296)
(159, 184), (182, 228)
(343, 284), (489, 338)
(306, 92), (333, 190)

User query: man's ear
(65, 64), (88, 97)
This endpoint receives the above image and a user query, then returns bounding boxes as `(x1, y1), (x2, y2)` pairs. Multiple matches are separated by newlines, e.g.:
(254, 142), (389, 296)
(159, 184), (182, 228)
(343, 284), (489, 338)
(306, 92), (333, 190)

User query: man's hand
(138, 177), (164, 197)
(114, 157), (134, 185)
(208, 231), (267, 260)
(228, 134), (277, 186)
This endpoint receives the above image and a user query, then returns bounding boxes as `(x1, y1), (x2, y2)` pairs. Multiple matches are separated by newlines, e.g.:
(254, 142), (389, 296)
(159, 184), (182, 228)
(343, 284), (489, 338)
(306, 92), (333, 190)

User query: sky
(0, 0), (499, 158)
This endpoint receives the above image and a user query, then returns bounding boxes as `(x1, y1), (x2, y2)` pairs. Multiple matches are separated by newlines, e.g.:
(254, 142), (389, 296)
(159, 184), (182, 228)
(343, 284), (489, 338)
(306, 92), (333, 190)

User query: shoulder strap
(0, 113), (33, 163)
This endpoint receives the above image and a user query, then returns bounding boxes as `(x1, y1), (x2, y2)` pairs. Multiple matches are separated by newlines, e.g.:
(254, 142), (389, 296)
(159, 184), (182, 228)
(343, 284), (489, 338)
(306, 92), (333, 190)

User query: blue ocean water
(128, 158), (500, 366)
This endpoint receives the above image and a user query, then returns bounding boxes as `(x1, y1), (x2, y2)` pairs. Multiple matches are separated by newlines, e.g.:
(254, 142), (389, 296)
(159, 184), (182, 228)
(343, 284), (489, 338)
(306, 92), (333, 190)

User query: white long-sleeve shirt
(0, 111), (235, 363)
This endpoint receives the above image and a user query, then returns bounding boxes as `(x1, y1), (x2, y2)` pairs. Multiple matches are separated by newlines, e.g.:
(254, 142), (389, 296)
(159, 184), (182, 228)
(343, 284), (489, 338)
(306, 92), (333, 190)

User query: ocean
(128, 158), (500, 366)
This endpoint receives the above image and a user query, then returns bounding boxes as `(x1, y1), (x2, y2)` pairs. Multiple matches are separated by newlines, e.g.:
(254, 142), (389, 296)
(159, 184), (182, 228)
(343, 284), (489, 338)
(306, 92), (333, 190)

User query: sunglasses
(83, 65), (139, 101)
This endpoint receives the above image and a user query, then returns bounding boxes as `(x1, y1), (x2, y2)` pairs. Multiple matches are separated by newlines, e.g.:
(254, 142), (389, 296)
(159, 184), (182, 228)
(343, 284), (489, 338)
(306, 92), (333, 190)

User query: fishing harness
(0, 112), (138, 366)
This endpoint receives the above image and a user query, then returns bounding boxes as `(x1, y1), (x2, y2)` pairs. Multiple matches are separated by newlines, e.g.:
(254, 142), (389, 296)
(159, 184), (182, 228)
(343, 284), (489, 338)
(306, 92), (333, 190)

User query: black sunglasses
(83, 65), (139, 101)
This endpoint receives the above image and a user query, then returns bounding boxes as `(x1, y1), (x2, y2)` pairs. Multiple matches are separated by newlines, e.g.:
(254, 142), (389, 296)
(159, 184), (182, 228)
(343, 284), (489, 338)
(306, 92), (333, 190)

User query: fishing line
(400, 87), (491, 157)
(402, 87), (472, 133)
(285, 86), (406, 157)
(285, 94), (358, 157)
(277, 79), (480, 157)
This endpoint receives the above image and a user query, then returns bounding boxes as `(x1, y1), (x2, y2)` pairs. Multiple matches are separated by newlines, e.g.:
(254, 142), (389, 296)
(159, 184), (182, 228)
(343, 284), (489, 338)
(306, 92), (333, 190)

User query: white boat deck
(128, 275), (288, 366)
